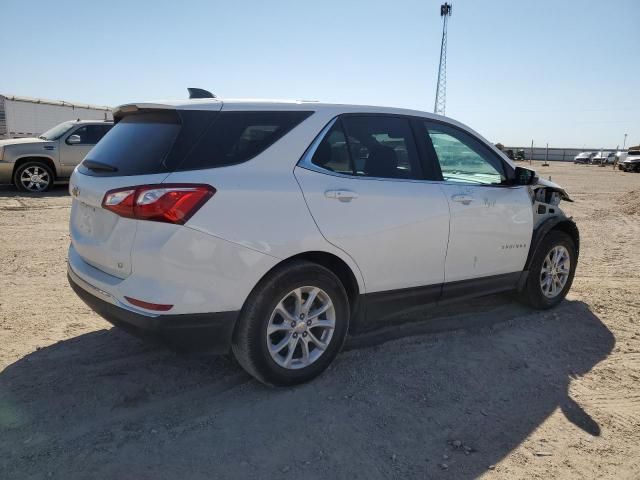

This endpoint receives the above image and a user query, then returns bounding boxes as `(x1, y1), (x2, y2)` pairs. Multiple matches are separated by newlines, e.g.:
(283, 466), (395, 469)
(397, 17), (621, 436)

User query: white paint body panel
(69, 172), (168, 278)
(439, 184), (533, 282)
(295, 167), (450, 292)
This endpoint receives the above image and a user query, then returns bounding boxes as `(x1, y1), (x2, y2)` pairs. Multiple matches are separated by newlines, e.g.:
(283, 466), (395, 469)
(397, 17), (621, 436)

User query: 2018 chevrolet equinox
(67, 92), (579, 386)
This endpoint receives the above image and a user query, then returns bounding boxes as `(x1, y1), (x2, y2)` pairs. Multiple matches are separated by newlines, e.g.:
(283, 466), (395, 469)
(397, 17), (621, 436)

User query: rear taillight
(102, 184), (215, 224)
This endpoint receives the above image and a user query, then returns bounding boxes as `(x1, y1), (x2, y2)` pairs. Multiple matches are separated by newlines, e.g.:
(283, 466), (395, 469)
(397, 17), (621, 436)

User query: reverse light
(102, 184), (215, 224)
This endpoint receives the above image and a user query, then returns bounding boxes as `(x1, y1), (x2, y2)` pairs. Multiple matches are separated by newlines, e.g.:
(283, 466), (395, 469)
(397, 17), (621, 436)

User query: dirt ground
(1, 162), (639, 479)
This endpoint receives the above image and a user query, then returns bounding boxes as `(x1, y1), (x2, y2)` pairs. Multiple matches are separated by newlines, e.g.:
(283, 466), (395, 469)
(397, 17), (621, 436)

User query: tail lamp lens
(102, 184), (215, 224)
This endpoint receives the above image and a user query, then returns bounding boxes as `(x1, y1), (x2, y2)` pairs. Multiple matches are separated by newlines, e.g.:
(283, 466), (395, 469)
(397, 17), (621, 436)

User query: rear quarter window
(174, 111), (313, 171)
(79, 110), (313, 176)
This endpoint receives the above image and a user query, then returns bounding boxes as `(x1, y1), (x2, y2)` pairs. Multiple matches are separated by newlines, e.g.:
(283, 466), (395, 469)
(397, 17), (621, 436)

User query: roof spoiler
(188, 88), (216, 99)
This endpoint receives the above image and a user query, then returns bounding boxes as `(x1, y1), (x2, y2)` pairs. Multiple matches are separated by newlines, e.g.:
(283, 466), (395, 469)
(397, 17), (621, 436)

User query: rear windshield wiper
(82, 160), (118, 172)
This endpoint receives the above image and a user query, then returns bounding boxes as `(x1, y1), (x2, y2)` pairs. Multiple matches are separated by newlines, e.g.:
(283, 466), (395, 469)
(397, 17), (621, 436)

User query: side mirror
(67, 134), (81, 145)
(514, 166), (537, 185)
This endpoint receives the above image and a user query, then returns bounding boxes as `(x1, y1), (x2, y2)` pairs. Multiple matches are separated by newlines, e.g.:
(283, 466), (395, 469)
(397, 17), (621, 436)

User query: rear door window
(311, 121), (353, 174)
(311, 115), (422, 180)
(342, 116), (422, 179)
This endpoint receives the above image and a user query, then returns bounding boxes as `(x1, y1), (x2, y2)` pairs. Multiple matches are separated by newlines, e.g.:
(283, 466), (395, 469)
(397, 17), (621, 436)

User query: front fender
(523, 217), (580, 272)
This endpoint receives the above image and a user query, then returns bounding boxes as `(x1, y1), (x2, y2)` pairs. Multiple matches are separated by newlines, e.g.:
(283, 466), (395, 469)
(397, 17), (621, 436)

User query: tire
(232, 261), (350, 386)
(13, 161), (54, 193)
(518, 230), (577, 310)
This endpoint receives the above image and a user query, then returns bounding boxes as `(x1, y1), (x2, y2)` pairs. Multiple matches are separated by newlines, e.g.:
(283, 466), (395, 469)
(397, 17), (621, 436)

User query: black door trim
(440, 272), (521, 302)
(355, 272), (522, 329)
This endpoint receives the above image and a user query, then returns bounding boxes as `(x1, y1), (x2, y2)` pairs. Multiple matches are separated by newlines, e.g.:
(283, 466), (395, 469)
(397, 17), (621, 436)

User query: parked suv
(619, 148), (640, 172)
(591, 150), (616, 165)
(573, 151), (595, 164)
(0, 119), (113, 192)
(67, 96), (579, 386)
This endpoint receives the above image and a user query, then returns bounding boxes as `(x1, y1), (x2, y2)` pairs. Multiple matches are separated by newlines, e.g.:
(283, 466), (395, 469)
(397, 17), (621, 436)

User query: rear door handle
(325, 189), (359, 202)
(451, 194), (473, 205)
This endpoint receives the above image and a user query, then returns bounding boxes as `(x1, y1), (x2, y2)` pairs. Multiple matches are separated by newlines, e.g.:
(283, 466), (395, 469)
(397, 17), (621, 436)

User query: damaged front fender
(532, 177), (573, 202)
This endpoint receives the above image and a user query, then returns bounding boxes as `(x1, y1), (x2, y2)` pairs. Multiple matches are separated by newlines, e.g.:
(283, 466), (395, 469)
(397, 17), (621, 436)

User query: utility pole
(623, 133), (628, 150)
(543, 143), (549, 166)
(434, 3), (452, 115)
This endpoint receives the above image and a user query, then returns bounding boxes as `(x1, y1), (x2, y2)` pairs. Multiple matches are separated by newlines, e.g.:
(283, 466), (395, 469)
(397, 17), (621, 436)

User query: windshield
(38, 121), (76, 140)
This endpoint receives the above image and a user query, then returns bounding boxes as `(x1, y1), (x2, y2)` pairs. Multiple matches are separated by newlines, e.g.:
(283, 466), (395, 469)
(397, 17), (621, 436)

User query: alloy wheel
(540, 245), (571, 298)
(20, 166), (51, 192)
(266, 286), (336, 369)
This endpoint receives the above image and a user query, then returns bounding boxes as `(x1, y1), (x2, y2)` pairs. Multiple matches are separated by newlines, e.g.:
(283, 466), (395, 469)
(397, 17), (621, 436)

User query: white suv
(67, 94), (579, 386)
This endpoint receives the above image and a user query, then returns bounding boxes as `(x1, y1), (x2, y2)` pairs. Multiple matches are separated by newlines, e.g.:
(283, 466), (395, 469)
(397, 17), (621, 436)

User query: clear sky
(2, 0), (638, 148)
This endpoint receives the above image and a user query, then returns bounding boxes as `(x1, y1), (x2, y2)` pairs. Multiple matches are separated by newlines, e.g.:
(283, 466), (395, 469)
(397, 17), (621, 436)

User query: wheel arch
(13, 156), (58, 179)
(268, 251), (361, 308)
(524, 217), (580, 272)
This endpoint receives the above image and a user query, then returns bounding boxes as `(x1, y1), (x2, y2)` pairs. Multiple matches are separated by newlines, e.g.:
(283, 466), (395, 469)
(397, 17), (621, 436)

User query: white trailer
(0, 94), (112, 139)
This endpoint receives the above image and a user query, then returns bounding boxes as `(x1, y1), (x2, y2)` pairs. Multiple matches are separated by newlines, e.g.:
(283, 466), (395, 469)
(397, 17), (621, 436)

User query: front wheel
(518, 231), (577, 309)
(232, 261), (349, 386)
(14, 161), (54, 193)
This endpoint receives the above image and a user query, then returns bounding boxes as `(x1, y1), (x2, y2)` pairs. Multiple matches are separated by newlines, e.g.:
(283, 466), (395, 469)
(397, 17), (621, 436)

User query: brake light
(102, 184), (215, 224)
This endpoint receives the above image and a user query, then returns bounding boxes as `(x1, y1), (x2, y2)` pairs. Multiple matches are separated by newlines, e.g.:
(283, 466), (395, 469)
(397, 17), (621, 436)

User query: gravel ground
(0, 162), (639, 479)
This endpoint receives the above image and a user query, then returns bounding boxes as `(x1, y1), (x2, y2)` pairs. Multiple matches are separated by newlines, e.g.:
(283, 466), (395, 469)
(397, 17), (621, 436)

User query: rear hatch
(69, 103), (223, 278)
(69, 101), (314, 279)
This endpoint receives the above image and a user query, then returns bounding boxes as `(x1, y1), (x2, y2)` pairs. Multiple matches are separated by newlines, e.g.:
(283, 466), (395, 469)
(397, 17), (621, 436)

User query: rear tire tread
(232, 260), (349, 386)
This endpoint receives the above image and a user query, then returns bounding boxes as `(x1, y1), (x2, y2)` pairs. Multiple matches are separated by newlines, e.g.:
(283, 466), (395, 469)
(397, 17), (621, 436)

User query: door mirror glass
(514, 166), (537, 185)
(67, 134), (81, 145)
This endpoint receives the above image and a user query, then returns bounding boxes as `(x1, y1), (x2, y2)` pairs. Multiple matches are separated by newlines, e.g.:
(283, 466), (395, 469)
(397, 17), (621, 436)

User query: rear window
(79, 110), (313, 176)
(80, 112), (182, 176)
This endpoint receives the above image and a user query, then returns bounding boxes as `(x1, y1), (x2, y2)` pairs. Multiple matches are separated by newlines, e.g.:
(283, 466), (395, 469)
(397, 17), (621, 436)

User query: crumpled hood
(535, 177), (573, 202)
(0, 137), (47, 147)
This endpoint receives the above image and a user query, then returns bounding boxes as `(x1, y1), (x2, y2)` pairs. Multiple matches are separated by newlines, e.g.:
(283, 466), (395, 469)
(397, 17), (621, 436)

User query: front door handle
(325, 189), (359, 202)
(451, 194), (473, 205)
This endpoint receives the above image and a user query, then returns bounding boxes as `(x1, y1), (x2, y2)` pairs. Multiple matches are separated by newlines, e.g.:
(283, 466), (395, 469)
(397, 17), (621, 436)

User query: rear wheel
(14, 161), (54, 193)
(232, 261), (349, 386)
(519, 231), (577, 309)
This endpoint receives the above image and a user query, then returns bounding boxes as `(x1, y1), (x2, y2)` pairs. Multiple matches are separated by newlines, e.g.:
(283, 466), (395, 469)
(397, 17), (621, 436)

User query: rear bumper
(68, 269), (238, 354)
